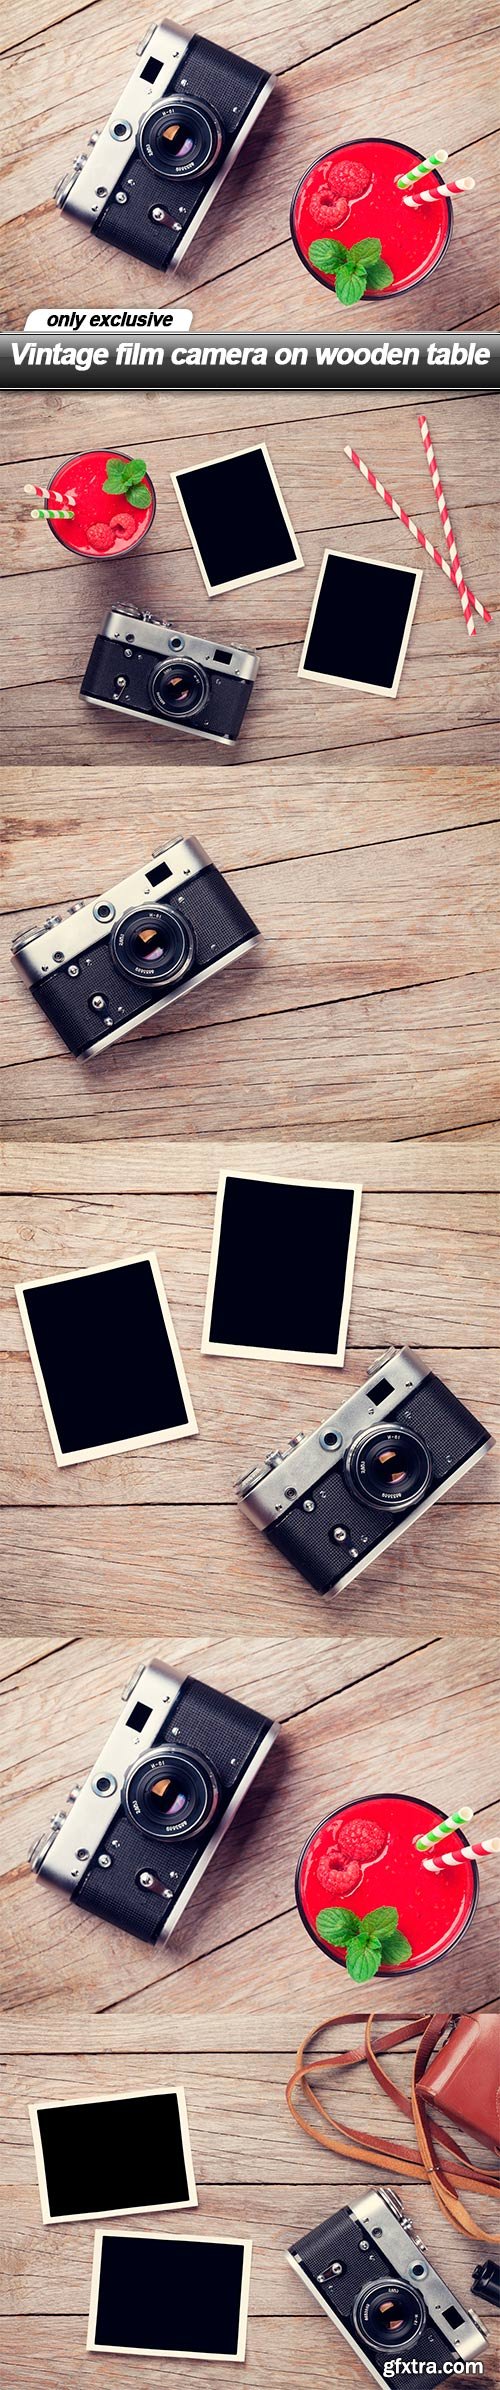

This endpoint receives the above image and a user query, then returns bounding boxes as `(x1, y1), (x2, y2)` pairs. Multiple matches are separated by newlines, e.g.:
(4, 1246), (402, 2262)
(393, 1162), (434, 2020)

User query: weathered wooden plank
(0, 1639), (498, 2013)
(3, 967), (499, 1141)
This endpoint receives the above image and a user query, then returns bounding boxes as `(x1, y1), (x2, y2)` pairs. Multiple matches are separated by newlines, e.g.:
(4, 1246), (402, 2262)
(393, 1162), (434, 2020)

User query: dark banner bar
(0, 329), (498, 388)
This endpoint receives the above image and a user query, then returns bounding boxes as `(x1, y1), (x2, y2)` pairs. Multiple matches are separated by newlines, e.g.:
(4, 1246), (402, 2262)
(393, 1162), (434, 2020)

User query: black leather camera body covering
(74, 1675), (273, 1942)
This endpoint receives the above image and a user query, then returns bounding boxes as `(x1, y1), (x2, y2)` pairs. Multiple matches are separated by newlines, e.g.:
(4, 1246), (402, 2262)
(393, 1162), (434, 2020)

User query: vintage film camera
(288, 2189), (487, 2385)
(80, 607), (259, 744)
(29, 1659), (279, 1945)
(54, 18), (274, 269)
(12, 836), (259, 1058)
(236, 1347), (492, 1595)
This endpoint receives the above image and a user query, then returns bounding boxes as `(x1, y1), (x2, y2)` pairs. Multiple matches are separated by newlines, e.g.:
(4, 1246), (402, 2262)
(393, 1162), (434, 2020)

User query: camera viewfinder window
(172, 443), (303, 593)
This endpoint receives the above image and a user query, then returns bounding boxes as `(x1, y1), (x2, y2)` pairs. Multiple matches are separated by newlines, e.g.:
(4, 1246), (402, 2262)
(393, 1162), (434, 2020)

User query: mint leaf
(359, 1906), (399, 1941)
(315, 1905), (360, 1944)
(380, 1929), (412, 1966)
(103, 457), (126, 490)
(126, 457), (148, 483)
(315, 1906), (360, 1945)
(366, 259), (394, 290)
(127, 483), (151, 509)
(308, 238), (347, 274)
(346, 1936), (382, 1983)
(347, 237), (382, 267)
(335, 265), (367, 306)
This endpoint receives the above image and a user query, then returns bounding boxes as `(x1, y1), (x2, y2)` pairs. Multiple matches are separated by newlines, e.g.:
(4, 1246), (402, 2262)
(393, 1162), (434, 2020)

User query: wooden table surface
(2, 385), (500, 1141)
(1, 1137), (498, 1636)
(1, 0), (499, 331)
(0, 1636), (499, 2388)
(1, 4), (500, 2379)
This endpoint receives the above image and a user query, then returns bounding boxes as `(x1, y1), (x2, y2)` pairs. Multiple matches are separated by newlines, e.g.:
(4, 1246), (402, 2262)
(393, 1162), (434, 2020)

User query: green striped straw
(395, 149), (448, 190)
(414, 1804), (474, 1851)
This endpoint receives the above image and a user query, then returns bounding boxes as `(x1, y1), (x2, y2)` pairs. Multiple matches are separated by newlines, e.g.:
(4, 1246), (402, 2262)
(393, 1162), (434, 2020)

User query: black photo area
(35, 2090), (190, 2218)
(302, 551), (419, 689)
(175, 447), (298, 585)
(94, 2233), (246, 2355)
(208, 1176), (356, 1353)
(22, 1260), (188, 1451)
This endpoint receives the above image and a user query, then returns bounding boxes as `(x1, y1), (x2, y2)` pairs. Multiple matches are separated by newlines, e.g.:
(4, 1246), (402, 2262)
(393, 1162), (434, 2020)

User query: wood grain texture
(0, 0), (499, 331)
(2, 389), (499, 1150)
(1, 392), (499, 773)
(0, 1636), (499, 2387)
(0, 1141), (498, 1633)
(1, 1633), (499, 2020)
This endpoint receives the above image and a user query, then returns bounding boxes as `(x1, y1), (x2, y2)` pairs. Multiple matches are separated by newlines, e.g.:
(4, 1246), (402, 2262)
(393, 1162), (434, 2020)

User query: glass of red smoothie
(46, 449), (156, 559)
(295, 1793), (478, 1974)
(290, 139), (453, 301)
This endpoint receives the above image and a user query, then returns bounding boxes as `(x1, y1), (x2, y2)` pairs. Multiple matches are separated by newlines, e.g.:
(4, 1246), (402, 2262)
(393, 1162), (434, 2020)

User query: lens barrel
(111, 902), (195, 988)
(123, 1744), (220, 1841)
(354, 2279), (426, 2353)
(139, 97), (223, 180)
(149, 658), (209, 721)
(346, 1422), (432, 1513)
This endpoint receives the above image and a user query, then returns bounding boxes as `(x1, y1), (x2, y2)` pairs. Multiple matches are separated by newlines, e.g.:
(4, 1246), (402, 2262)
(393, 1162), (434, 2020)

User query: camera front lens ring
(353, 2279), (426, 2354)
(123, 1744), (220, 1841)
(138, 96), (223, 181)
(149, 657), (209, 722)
(111, 902), (195, 990)
(345, 1422), (432, 1514)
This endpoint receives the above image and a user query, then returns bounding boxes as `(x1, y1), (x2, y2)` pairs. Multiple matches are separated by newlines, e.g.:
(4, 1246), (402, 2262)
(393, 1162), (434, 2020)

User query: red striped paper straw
(344, 446), (491, 623)
(418, 413), (475, 638)
(423, 1838), (500, 1871)
(417, 178), (475, 203)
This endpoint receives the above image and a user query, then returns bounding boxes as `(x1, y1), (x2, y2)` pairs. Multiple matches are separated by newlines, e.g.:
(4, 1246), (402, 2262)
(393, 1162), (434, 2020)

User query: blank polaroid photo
(87, 2230), (253, 2362)
(201, 1171), (362, 1367)
(29, 2086), (197, 2226)
(298, 547), (422, 698)
(171, 441), (303, 595)
(15, 1251), (197, 1465)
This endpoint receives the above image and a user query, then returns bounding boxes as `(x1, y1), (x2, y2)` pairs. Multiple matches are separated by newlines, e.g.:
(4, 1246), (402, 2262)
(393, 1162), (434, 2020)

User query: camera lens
(149, 659), (209, 721)
(111, 903), (195, 989)
(354, 2279), (426, 2353)
(139, 97), (223, 180)
(123, 1745), (220, 1841)
(346, 1423), (432, 1513)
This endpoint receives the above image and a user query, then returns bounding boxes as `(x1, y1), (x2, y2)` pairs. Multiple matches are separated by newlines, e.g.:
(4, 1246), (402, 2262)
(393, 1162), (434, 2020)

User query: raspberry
(87, 522), (116, 553)
(309, 184), (349, 229)
(335, 1817), (386, 1862)
(316, 1851), (362, 1896)
(326, 159), (372, 201)
(109, 510), (133, 536)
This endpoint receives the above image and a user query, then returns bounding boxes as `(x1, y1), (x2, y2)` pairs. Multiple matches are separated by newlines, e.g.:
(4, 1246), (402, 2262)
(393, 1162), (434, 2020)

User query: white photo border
(15, 1250), (198, 1466)
(29, 2083), (198, 2227)
(171, 440), (304, 595)
(86, 2229), (253, 2362)
(298, 546), (422, 699)
(201, 1169), (362, 1367)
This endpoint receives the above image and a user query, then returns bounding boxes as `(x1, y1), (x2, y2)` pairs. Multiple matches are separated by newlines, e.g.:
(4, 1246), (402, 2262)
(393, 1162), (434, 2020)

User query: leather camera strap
(286, 2012), (500, 2240)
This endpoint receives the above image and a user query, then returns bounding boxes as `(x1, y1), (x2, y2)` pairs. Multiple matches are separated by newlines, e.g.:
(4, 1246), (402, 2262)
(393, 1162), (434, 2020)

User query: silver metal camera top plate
(56, 22), (189, 224)
(102, 611), (259, 681)
(12, 837), (209, 984)
(29, 1661), (184, 1892)
(352, 2191), (486, 2359)
(236, 1349), (427, 1527)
